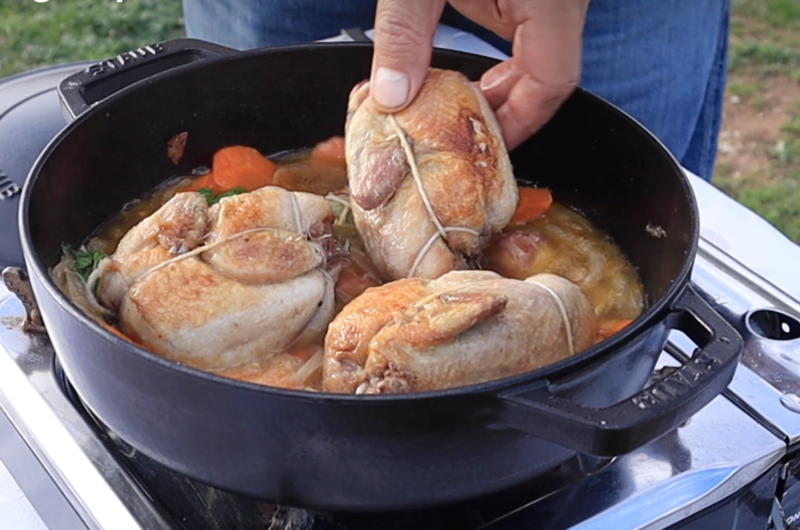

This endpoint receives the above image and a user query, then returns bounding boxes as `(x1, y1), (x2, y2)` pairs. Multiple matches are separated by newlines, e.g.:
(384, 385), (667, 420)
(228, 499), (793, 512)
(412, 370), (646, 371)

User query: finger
(446, 0), (516, 39)
(496, 73), (573, 150)
(371, 0), (447, 112)
(491, 2), (586, 148)
(514, 1), (585, 97)
(479, 58), (523, 110)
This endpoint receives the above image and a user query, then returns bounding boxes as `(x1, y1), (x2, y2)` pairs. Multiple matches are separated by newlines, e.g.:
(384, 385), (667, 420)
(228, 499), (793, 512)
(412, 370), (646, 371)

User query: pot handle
(498, 284), (742, 456)
(58, 38), (237, 122)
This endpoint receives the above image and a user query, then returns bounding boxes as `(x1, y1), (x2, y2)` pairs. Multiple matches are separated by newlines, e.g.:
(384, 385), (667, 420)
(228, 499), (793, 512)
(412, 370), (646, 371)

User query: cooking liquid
(52, 146), (644, 391)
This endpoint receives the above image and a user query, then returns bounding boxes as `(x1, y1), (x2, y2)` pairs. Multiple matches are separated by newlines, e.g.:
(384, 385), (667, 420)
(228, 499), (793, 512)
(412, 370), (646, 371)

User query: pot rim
(18, 42), (699, 403)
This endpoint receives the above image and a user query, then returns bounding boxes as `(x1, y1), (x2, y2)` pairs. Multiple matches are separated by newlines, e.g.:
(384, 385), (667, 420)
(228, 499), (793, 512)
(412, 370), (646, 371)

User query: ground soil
(717, 74), (800, 183)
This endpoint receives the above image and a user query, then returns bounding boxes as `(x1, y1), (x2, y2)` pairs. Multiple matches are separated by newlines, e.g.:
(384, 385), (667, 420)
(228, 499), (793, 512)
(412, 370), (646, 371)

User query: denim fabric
(183, 0), (729, 181)
(580, 0), (730, 182)
(182, 0), (377, 48)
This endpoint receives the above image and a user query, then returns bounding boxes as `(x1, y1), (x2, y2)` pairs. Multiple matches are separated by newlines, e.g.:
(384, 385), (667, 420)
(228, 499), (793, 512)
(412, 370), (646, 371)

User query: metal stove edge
(0, 285), (169, 530)
(689, 239), (800, 446)
(481, 350), (785, 530)
(0, 277), (789, 530)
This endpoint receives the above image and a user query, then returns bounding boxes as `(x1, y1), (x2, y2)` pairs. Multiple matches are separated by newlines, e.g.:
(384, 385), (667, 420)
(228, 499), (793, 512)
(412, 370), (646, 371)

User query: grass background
(716, 0), (800, 243)
(0, 0), (183, 77)
(1, 0), (799, 244)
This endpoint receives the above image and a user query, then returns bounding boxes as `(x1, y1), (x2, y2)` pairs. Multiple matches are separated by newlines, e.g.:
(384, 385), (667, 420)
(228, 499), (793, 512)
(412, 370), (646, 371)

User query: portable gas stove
(1, 29), (800, 530)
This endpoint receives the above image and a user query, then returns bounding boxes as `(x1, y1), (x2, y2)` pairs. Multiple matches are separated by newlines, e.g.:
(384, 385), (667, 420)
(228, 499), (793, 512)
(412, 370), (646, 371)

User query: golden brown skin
(323, 271), (597, 394)
(202, 188), (333, 284)
(345, 69), (518, 281)
(98, 187), (343, 373)
(97, 192), (209, 313)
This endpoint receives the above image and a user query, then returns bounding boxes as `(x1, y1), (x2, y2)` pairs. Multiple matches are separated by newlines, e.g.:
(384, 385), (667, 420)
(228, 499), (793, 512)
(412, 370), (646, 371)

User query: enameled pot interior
(25, 44), (695, 368)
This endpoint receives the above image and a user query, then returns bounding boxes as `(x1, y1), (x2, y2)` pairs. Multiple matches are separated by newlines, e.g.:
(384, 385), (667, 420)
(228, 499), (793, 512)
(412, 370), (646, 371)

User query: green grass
(718, 101), (800, 243)
(717, 173), (800, 242)
(717, 0), (800, 243)
(733, 0), (800, 29)
(728, 40), (800, 77)
(717, 106), (800, 242)
(714, 103), (800, 243)
(774, 105), (800, 164)
(730, 41), (794, 67)
(728, 81), (762, 99)
(0, 0), (184, 78)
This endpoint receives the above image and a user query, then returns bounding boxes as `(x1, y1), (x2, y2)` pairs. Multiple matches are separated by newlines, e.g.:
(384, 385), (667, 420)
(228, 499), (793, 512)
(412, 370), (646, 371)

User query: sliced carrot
(509, 187), (553, 225)
(211, 145), (278, 192)
(310, 136), (345, 167)
(184, 172), (216, 192)
(101, 321), (139, 345)
(597, 319), (635, 341)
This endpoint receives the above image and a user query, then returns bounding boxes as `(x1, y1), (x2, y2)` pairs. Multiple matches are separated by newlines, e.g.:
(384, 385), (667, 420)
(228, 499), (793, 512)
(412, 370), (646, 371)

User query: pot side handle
(57, 38), (237, 122)
(498, 284), (743, 457)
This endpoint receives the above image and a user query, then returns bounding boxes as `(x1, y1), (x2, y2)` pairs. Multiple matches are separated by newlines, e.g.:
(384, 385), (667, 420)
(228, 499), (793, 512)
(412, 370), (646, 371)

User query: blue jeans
(182, 0), (729, 181)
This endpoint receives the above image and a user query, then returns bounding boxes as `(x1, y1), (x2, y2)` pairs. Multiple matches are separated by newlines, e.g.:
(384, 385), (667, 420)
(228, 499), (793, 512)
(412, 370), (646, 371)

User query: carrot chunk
(101, 322), (139, 345)
(597, 319), (635, 340)
(211, 145), (278, 192)
(509, 187), (553, 225)
(185, 172), (216, 192)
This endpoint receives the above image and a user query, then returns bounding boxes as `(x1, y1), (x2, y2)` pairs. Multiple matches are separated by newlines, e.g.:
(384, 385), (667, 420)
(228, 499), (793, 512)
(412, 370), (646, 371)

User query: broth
(52, 143), (645, 391)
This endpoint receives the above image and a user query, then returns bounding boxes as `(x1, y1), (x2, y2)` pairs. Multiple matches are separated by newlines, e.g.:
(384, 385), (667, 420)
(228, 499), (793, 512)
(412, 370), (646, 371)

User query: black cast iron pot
(18, 40), (742, 511)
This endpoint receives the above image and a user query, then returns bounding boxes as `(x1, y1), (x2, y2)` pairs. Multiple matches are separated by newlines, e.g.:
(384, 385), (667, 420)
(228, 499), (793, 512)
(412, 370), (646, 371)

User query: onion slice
(290, 348), (324, 386)
(83, 258), (115, 317)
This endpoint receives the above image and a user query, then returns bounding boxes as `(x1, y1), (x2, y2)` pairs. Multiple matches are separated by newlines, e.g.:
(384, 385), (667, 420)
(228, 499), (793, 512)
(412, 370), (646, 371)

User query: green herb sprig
(62, 244), (107, 284)
(198, 186), (248, 206)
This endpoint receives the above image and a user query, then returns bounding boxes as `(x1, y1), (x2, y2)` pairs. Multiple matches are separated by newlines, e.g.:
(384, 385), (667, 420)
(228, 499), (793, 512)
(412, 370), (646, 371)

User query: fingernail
(480, 62), (513, 91)
(372, 67), (409, 109)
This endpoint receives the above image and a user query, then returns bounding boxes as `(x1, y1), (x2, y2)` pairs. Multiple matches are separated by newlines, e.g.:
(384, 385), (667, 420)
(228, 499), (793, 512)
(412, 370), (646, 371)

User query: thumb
(371, 0), (446, 112)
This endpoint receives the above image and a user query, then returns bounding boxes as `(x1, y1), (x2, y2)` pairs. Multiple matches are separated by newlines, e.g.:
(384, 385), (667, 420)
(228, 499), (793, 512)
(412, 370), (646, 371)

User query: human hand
(370, 0), (589, 150)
